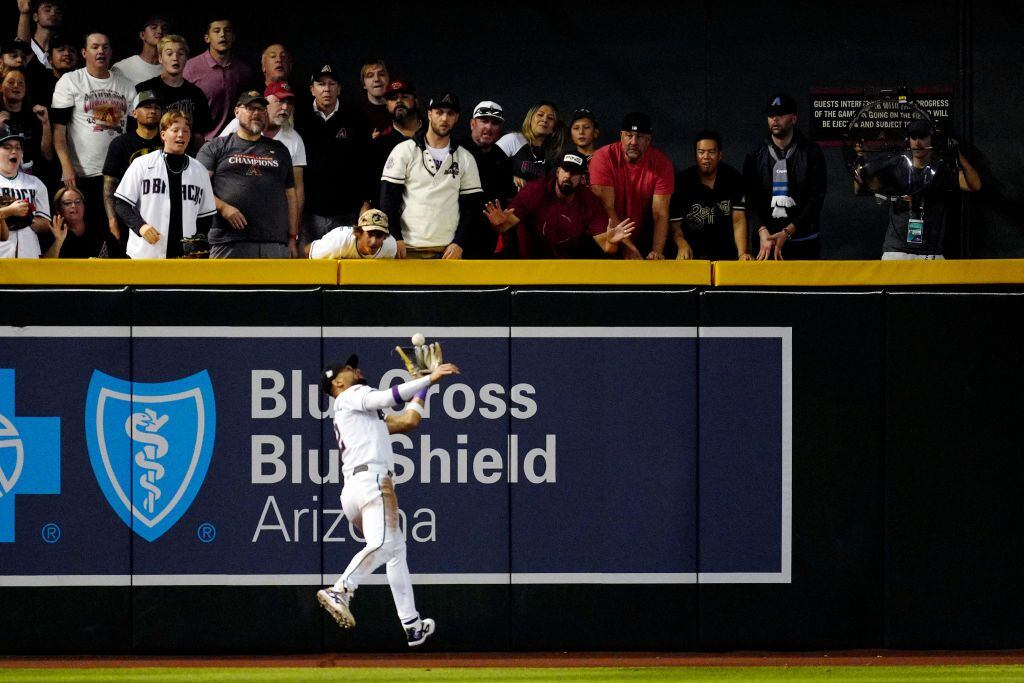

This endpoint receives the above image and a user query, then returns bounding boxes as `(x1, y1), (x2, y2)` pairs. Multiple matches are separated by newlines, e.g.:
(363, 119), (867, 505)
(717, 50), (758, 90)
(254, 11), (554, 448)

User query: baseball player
(307, 208), (397, 259)
(113, 110), (215, 259)
(0, 124), (51, 258)
(317, 353), (459, 647)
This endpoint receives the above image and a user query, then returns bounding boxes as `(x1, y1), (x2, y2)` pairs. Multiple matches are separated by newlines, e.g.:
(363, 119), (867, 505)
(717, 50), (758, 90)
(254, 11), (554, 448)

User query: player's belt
(351, 464), (394, 477)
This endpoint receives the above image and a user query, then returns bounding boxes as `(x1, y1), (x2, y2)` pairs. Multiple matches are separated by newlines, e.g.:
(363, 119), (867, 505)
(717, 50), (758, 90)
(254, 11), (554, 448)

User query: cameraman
(859, 119), (981, 260)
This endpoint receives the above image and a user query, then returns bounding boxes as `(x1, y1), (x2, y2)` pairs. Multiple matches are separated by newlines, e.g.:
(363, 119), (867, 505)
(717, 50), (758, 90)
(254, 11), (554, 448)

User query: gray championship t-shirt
(197, 134), (294, 244)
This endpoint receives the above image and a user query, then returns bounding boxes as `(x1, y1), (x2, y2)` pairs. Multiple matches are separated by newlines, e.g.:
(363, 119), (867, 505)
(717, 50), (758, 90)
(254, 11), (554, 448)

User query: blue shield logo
(85, 371), (216, 542)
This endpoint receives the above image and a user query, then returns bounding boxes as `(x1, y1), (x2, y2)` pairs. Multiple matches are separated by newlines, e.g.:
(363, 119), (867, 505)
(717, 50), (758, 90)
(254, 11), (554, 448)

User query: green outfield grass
(2, 667), (1024, 682)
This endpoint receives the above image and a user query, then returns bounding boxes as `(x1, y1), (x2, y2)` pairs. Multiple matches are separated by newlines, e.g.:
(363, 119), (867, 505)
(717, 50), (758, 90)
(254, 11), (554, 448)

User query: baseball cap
(264, 81), (296, 100)
(472, 101), (504, 122)
(356, 208), (390, 234)
(763, 93), (797, 116)
(320, 355), (360, 395)
(385, 78), (415, 96)
(428, 91), (460, 112)
(906, 118), (933, 138)
(0, 124), (25, 145)
(132, 89), (162, 110)
(557, 151), (587, 174)
(310, 63), (339, 84)
(620, 112), (653, 134)
(236, 90), (268, 107)
(570, 108), (598, 127)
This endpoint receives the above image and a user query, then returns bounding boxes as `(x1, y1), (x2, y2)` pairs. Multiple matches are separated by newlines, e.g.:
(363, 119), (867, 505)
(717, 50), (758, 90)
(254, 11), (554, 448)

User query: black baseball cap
(620, 112), (653, 134)
(310, 63), (340, 85)
(320, 355), (359, 395)
(428, 91), (460, 112)
(570, 108), (598, 127)
(236, 90), (268, 107)
(557, 151), (588, 174)
(763, 93), (797, 116)
(906, 118), (933, 138)
(0, 124), (26, 145)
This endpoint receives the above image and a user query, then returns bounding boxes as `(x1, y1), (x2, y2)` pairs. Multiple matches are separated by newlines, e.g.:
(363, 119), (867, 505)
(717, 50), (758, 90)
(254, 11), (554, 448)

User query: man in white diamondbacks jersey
(307, 208), (396, 259)
(317, 353), (459, 647)
(0, 124), (51, 258)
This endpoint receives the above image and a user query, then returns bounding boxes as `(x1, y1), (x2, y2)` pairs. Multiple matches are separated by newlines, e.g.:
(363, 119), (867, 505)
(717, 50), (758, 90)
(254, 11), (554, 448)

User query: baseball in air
(411, 333), (426, 346)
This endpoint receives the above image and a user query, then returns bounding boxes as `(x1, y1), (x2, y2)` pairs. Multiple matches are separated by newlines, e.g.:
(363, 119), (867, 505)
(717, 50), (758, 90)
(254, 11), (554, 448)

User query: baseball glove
(179, 234), (210, 259)
(0, 194), (34, 230)
(395, 342), (443, 378)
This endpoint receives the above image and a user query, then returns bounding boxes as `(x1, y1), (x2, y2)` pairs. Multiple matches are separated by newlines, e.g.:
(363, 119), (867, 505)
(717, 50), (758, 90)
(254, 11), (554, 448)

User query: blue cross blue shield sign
(85, 370), (216, 542)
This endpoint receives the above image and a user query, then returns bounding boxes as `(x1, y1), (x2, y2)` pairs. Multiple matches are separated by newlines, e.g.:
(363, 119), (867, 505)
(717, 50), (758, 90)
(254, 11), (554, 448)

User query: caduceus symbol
(125, 409), (170, 514)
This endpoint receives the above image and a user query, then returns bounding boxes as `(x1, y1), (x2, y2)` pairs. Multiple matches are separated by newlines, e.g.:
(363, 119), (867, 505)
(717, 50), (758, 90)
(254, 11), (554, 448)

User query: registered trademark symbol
(197, 522), (216, 543)
(41, 523), (61, 544)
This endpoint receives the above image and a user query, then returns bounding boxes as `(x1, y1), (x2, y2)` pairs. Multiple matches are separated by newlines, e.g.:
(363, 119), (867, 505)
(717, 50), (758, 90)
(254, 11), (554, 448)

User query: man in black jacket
(743, 93), (826, 260)
(294, 63), (372, 252)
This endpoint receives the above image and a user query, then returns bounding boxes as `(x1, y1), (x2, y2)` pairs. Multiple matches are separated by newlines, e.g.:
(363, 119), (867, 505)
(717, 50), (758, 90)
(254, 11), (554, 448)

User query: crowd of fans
(0, 3), (982, 262)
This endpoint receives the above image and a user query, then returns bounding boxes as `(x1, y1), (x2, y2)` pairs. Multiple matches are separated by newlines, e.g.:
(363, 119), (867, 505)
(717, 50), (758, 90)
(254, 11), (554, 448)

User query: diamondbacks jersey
(331, 376), (431, 477)
(381, 138), (482, 247)
(114, 151), (216, 259)
(0, 170), (51, 259)
(309, 226), (397, 259)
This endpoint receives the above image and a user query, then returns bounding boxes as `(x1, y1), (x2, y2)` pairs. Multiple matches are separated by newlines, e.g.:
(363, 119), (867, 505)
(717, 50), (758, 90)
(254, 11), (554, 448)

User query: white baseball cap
(472, 101), (504, 122)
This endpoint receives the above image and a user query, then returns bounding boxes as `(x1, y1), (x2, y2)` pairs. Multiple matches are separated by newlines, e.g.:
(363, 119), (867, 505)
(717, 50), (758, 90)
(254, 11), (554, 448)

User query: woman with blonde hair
(497, 101), (566, 189)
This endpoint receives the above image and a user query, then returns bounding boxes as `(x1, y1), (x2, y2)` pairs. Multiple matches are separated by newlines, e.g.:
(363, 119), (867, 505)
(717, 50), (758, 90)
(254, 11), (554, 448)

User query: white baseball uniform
(0, 171), (51, 259)
(330, 375), (431, 626)
(114, 151), (216, 259)
(308, 226), (397, 259)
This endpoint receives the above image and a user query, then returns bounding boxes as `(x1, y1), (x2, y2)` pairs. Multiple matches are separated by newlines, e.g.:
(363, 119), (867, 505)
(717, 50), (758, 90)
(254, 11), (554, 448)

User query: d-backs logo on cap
(771, 96), (782, 107)
(441, 93), (454, 104)
(564, 153), (584, 166)
(320, 65), (331, 73)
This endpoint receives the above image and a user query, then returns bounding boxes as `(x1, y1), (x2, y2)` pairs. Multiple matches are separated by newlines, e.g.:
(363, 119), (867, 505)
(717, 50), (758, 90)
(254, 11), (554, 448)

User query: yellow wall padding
(0, 259), (339, 285)
(712, 259), (1024, 286)
(338, 259), (713, 285)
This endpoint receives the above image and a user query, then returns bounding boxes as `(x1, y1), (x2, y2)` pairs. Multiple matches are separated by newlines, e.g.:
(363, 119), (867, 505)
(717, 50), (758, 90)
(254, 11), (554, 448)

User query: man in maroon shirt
(483, 151), (634, 258)
(182, 17), (253, 139)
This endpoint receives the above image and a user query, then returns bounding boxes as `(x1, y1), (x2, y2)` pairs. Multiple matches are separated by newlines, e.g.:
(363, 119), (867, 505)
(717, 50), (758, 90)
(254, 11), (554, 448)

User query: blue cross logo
(0, 369), (61, 542)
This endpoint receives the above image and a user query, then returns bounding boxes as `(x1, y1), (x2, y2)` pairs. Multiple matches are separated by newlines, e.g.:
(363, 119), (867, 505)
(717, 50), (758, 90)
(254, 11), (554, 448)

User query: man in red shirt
(483, 151), (634, 258)
(589, 112), (674, 259)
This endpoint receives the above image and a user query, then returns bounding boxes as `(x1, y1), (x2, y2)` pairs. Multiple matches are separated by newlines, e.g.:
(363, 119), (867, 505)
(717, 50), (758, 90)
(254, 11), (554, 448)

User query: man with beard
(183, 17), (252, 139)
(463, 100), (514, 258)
(670, 130), (750, 260)
(111, 15), (168, 87)
(371, 78), (422, 179)
(136, 35), (213, 150)
(0, 124), (51, 258)
(483, 151), (634, 258)
(24, 31), (75, 112)
(295, 63), (372, 252)
(380, 91), (482, 259)
(15, 0), (63, 69)
(197, 90), (296, 258)
(221, 81), (306, 233)
(589, 112), (674, 259)
(102, 89), (164, 254)
(743, 93), (826, 260)
(51, 32), (135, 243)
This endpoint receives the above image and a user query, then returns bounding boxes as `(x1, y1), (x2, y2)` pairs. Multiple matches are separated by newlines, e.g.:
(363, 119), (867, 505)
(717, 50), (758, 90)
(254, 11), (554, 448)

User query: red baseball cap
(264, 81), (296, 100)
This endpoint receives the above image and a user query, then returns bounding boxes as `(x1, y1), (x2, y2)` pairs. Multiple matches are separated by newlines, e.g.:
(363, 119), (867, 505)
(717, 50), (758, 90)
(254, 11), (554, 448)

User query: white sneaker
(404, 617), (435, 647)
(317, 588), (355, 628)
